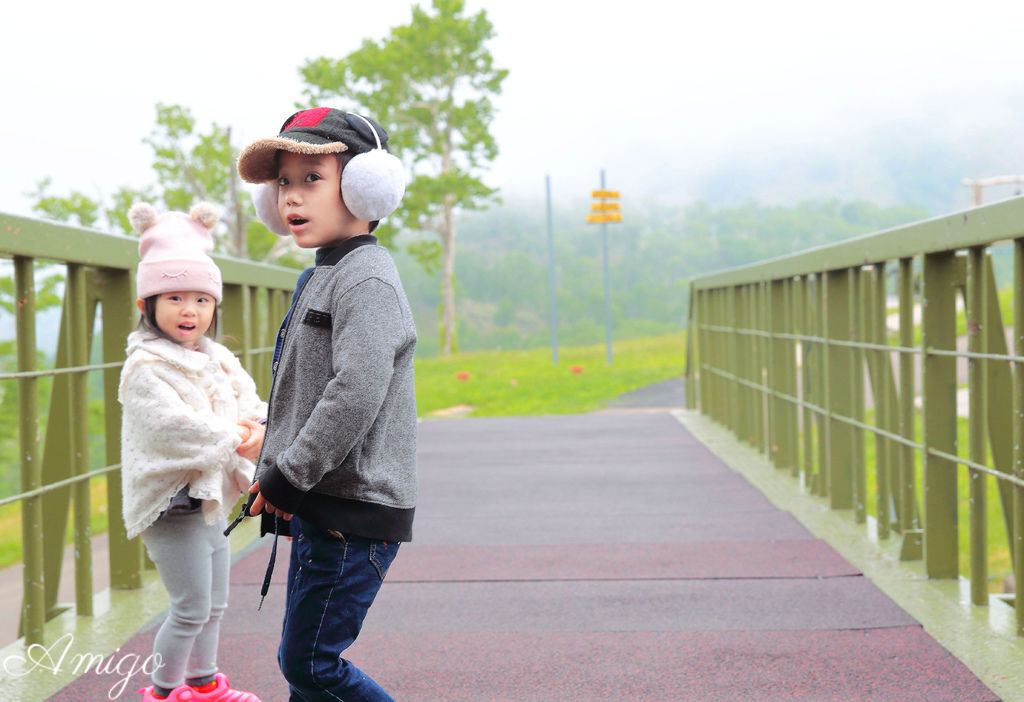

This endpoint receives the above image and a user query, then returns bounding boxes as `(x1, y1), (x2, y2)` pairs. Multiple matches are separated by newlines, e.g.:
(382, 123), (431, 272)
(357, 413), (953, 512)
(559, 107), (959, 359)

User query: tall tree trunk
(440, 193), (456, 356)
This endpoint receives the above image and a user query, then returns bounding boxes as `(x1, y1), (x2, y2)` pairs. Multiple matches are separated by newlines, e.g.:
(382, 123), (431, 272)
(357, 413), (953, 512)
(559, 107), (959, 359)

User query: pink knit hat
(129, 202), (223, 302)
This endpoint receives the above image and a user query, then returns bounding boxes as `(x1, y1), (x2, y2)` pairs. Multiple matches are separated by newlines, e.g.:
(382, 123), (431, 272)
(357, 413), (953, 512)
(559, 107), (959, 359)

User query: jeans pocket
(368, 541), (399, 581)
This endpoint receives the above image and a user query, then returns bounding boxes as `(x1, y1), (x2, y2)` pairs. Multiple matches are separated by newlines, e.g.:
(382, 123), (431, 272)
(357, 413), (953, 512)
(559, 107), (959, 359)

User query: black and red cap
(237, 107), (391, 183)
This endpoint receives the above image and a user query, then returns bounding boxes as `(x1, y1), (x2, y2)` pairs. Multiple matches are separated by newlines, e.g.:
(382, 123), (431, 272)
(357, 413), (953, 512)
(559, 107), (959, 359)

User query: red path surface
(50, 412), (998, 701)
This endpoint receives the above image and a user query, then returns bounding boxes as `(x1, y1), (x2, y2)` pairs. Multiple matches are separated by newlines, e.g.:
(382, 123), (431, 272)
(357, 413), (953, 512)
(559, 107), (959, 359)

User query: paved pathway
(49, 385), (997, 701)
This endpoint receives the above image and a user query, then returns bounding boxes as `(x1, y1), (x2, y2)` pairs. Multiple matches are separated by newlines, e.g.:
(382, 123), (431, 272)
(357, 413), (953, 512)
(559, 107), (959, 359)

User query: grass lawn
(415, 333), (686, 417)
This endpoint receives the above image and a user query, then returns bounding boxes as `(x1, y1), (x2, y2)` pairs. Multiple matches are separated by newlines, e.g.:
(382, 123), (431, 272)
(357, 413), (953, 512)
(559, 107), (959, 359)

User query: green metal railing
(685, 195), (1024, 635)
(1, 212), (298, 646)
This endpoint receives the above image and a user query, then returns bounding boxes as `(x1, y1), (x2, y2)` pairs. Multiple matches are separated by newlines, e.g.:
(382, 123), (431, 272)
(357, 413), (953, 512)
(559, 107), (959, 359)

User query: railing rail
(1, 212), (297, 645)
(685, 195), (1024, 635)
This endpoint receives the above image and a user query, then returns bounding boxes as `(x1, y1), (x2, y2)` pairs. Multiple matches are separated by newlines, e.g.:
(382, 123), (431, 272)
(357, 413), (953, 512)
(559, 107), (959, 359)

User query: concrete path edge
(673, 409), (1024, 702)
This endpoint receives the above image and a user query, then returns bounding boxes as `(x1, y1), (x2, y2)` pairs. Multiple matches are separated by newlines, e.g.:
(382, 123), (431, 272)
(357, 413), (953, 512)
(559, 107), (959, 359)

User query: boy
(234, 107), (417, 701)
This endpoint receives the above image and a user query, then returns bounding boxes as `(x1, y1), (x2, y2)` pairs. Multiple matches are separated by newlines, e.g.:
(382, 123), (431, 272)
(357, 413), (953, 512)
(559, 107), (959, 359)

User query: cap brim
(237, 137), (349, 183)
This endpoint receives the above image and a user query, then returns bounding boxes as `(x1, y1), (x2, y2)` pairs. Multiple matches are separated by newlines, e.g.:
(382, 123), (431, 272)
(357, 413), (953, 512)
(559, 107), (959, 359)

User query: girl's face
(139, 291), (215, 347)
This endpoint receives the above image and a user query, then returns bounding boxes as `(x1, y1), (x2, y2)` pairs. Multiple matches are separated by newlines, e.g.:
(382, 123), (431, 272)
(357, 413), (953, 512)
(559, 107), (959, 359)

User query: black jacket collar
(316, 234), (378, 267)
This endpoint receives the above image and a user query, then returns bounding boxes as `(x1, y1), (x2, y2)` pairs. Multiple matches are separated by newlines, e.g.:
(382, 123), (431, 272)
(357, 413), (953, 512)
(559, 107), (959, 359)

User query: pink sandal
(183, 673), (261, 701)
(137, 684), (191, 701)
(138, 674), (260, 701)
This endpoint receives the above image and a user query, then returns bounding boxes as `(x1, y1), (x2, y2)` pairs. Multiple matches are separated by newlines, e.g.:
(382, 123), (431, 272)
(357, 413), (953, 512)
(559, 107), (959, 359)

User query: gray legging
(142, 511), (230, 691)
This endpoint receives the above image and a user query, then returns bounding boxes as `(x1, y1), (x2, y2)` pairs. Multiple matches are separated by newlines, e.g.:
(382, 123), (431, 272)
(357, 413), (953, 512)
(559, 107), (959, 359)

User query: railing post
(898, 257), (923, 559)
(40, 294), (73, 622)
(220, 282), (251, 360)
(882, 266), (903, 539)
(726, 285), (740, 436)
(826, 268), (853, 509)
(708, 289), (722, 424)
(67, 263), (93, 615)
(1013, 237), (1024, 634)
(796, 275), (811, 480)
(14, 256), (45, 645)
(922, 250), (958, 579)
(745, 284), (755, 442)
(757, 281), (769, 454)
(715, 288), (728, 425)
(852, 268), (866, 523)
(967, 246), (988, 605)
(767, 280), (778, 462)
(739, 286), (749, 439)
(800, 274), (815, 483)
(247, 285), (260, 379)
(770, 278), (792, 469)
(872, 264), (892, 540)
(784, 277), (798, 474)
(815, 273), (829, 497)
(97, 268), (144, 589)
(981, 254), (1015, 549)
(744, 284), (758, 445)
(705, 290), (717, 423)
(734, 286), (749, 442)
(698, 289), (711, 416)
(685, 283), (696, 410)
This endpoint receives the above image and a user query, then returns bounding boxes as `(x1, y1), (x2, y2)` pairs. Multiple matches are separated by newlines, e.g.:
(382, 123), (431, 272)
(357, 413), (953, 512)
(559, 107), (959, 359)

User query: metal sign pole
(546, 174), (559, 364)
(585, 173), (621, 365)
(600, 169), (613, 364)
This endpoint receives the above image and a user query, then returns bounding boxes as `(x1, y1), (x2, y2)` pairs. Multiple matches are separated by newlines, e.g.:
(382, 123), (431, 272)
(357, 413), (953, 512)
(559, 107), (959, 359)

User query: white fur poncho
(118, 331), (267, 539)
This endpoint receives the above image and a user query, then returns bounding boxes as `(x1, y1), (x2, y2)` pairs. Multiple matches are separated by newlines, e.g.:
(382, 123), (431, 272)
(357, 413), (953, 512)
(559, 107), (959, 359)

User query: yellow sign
(588, 187), (622, 223)
(586, 213), (623, 223)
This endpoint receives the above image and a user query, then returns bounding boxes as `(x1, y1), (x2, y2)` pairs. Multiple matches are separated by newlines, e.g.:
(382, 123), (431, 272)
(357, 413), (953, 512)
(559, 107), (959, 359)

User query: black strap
(223, 490), (258, 537)
(259, 516), (281, 611)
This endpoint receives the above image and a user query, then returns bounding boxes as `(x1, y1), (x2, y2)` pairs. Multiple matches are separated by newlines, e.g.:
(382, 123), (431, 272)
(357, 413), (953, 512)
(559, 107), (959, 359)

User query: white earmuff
(341, 114), (406, 222)
(254, 182), (290, 237)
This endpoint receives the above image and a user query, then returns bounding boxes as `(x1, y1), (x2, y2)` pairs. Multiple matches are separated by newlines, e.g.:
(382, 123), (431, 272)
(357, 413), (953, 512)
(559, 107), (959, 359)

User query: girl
(119, 202), (265, 702)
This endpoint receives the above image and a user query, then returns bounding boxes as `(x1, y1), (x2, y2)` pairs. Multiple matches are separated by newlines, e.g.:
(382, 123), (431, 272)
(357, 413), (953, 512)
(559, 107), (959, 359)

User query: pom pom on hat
(129, 202), (159, 234)
(190, 202), (219, 230)
(132, 202), (224, 302)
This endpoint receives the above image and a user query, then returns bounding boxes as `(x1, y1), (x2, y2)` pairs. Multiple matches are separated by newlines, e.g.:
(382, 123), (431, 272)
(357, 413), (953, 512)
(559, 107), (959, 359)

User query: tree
(25, 104), (299, 265)
(144, 103), (251, 258)
(29, 178), (102, 229)
(299, 0), (508, 355)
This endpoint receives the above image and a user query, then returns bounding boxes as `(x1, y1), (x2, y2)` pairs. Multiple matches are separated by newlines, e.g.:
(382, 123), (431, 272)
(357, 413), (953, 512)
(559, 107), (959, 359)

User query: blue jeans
(278, 516), (400, 701)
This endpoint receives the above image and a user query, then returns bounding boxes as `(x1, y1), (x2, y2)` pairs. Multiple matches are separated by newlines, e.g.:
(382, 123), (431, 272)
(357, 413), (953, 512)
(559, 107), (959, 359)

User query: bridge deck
(50, 402), (997, 700)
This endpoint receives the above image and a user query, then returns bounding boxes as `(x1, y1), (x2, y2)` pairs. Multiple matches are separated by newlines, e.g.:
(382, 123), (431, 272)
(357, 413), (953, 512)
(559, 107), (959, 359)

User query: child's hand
(236, 418), (265, 461)
(248, 480), (293, 521)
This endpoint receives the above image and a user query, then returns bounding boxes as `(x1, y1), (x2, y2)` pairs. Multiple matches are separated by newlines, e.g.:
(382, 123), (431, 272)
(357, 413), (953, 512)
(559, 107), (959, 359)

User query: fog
(3, 0), (1023, 218)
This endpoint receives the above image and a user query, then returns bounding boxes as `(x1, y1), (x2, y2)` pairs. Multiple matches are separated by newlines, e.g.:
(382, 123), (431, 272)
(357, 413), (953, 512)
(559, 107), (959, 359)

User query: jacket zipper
(252, 267), (318, 471)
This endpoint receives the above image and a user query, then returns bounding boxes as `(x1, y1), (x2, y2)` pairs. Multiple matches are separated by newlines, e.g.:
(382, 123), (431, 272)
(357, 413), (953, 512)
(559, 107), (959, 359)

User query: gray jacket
(257, 237), (418, 541)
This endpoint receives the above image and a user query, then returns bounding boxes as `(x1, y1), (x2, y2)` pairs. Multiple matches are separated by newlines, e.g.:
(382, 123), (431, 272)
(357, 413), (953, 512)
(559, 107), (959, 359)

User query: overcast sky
(4, 0), (1024, 221)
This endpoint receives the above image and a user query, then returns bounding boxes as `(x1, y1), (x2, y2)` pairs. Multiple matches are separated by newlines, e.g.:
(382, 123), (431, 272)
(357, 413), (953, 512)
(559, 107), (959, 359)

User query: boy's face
(276, 151), (368, 248)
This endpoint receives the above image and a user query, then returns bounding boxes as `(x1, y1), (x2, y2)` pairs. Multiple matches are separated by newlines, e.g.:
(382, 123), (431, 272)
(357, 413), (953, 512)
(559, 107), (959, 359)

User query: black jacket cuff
(259, 463), (305, 513)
